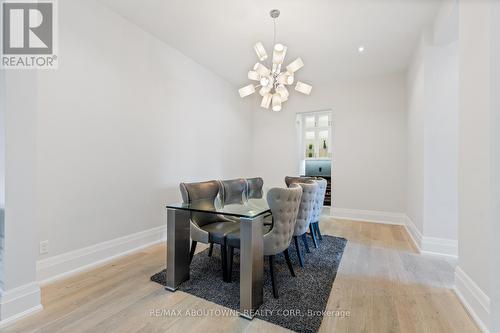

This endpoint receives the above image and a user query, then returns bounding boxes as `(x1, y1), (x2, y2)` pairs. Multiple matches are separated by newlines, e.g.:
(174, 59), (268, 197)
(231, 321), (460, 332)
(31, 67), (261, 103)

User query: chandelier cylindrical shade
(239, 84), (256, 98)
(272, 44), (287, 64)
(272, 93), (282, 111)
(254, 42), (268, 61)
(259, 85), (271, 96)
(261, 93), (272, 109)
(247, 71), (260, 81)
(295, 81), (312, 95)
(253, 62), (271, 76)
(276, 84), (289, 98)
(286, 57), (304, 73)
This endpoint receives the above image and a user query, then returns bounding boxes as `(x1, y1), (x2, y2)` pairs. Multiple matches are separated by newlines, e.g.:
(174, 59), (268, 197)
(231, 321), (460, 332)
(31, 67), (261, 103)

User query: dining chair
(285, 176), (319, 247)
(290, 181), (319, 267)
(220, 178), (248, 204)
(226, 185), (303, 298)
(285, 176), (327, 247)
(246, 177), (264, 199)
(179, 180), (240, 281)
(246, 176), (274, 226)
(310, 178), (327, 243)
(204, 178), (247, 257)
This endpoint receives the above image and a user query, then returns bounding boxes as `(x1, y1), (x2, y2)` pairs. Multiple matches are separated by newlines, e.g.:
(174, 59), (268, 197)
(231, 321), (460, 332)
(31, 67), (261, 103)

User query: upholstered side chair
(285, 175), (320, 187)
(220, 178), (248, 204)
(179, 180), (239, 281)
(246, 176), (275, 226)
(290, 181), (319, 267)
(310, 178), (327, 244)
(226, 185), (303, 298)
(285, 176), (327, 247)
(202, 178), (247, 257)
(246, 177), (264, 199)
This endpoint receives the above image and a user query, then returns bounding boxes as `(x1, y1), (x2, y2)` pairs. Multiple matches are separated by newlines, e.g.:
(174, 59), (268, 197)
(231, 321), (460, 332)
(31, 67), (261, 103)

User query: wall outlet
(39, 240), (49, 255)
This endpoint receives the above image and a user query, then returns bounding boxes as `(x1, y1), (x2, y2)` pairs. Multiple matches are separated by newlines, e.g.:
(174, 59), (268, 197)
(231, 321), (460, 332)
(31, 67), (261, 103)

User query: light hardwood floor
(1, 218), (479, 333)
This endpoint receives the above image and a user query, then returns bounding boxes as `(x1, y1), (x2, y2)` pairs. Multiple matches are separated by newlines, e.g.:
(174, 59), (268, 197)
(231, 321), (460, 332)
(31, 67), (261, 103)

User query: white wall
(433, 0), (459, 45)
(491, 3), (500, 331)
(32, 0), (252, 259)
(1, 71), (41, 322)
(0, 61), (5, 291)
(458, 0), (491, 298)
(0, 71), (4, 211)
(406, 37), (426, 234)
(405, 1), (459, 254)
(423, 42), (458, 241)
(252, 73), (407, 214)
(455, 1), (494, 330)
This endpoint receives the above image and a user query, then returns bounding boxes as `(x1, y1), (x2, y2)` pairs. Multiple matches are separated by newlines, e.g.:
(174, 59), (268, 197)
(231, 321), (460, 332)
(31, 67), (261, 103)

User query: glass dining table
(165, 197), (270, 319)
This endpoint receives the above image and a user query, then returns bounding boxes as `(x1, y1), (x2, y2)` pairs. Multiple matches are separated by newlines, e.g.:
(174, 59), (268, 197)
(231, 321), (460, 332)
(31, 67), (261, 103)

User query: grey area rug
(151, 235), (347, 333)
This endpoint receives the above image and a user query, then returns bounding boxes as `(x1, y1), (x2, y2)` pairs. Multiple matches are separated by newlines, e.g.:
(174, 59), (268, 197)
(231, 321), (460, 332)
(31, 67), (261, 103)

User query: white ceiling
(99, 0), (441, 86)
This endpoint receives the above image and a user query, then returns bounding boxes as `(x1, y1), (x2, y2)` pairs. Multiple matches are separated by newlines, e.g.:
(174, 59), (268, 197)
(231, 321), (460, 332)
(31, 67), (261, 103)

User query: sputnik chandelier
(238, 9), (312, 111)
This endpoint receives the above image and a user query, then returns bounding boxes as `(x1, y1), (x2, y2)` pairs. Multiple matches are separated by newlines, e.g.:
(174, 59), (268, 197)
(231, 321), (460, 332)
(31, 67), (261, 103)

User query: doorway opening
(296, 110), (332, 206)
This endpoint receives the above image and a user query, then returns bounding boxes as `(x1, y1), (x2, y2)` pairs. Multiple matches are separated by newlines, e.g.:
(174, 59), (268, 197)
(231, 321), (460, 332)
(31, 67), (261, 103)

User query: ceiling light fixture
(358, 46), (365, 53)
(238, 9), (312, 111)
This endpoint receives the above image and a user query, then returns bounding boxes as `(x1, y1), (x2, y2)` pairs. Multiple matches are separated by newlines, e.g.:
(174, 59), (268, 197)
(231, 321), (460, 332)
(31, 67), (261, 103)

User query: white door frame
(295, 108), (334, 177)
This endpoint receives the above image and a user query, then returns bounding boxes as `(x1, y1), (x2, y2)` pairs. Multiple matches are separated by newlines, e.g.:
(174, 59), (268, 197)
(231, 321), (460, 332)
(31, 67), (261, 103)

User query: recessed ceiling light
(358, 46), (365, 53)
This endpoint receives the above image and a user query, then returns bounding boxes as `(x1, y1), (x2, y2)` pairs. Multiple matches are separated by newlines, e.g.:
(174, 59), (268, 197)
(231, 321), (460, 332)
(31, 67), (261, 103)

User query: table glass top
(166, 196), (270, 218)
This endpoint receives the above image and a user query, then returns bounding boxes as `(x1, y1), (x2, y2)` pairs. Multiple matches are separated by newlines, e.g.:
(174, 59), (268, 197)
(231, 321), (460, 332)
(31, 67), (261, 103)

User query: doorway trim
(295, 108), (334, 176)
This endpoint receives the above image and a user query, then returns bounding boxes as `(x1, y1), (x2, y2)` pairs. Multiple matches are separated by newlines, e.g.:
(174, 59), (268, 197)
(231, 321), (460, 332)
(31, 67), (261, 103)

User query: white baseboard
(329, 209), (457, 258)
(421, 236), (458, 258)
(454, 266), (490, 332)
(403, 216), (458, 259)
(0, 282), (42, 327)
(403, 215), (423, 251)
(37, 225), (167, 286)
(330, 208), (406, 225)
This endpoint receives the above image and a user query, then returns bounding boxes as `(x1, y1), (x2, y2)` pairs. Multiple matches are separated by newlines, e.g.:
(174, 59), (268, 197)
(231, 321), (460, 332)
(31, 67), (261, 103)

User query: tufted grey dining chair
(246, 177), (264, 199)
(291, 181), (319, 267)
(310, 178), (327, 244)
(220, 178), (247, 205)
(179, 180), (240, 281)
(203, 178), (247, 257)
(246, 177), (274, 226)
(284, 176), (315, 187)
(285, 176), (327, 247)
(226, 185), (303, 298)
